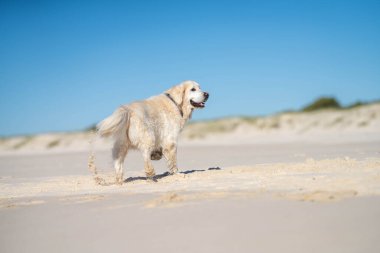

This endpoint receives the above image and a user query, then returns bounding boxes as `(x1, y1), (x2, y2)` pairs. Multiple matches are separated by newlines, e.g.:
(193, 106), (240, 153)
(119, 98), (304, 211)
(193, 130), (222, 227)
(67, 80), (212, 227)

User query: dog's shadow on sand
(124, 167), (221, 183)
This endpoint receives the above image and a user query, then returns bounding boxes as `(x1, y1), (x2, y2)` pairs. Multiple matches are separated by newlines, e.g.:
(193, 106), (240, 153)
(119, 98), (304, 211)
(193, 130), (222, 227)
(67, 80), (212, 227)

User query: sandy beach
(2, 0), (380, 251)
(1, 104), (380, 252)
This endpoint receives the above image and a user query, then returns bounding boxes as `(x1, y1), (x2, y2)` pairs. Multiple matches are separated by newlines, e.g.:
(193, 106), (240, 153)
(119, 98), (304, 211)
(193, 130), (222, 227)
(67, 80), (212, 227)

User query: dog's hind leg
(112, 140), (128, 185)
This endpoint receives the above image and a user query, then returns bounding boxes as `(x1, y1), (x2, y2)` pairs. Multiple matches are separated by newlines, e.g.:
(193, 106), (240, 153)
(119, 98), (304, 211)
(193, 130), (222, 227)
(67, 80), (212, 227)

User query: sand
(1, 140), (380, 253)
(1, 156), (379, 202)
(1, 105), (380, 252)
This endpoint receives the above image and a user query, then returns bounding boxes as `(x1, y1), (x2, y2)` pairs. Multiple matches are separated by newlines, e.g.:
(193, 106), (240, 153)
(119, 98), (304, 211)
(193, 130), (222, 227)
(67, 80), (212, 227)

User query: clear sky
(1, 0), (379, 136)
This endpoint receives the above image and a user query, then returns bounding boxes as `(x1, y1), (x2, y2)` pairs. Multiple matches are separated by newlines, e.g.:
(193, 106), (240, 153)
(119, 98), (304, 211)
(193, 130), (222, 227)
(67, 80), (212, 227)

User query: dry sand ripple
(1, 157), (379, 206)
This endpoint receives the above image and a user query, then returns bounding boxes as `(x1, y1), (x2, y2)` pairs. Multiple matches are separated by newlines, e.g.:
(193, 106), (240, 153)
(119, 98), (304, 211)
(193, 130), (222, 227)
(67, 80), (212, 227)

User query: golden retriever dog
(97, 80), (209, 184)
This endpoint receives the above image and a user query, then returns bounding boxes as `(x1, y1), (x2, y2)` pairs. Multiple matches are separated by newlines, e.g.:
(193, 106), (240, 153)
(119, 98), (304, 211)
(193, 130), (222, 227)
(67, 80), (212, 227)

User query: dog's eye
(191, 88), (196, 91)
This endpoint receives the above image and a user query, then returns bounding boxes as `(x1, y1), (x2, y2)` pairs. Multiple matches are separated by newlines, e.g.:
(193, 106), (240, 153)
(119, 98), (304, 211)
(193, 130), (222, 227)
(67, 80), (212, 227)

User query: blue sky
(1, 0), (379, 136)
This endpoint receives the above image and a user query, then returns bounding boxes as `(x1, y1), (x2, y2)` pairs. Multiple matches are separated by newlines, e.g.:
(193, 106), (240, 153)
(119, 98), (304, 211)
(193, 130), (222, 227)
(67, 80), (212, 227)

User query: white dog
(97, 80), (209, 184)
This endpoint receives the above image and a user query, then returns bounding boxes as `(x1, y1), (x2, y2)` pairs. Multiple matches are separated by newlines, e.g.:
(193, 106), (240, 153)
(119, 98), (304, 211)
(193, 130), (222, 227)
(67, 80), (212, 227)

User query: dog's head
(165, 80), (209, 118)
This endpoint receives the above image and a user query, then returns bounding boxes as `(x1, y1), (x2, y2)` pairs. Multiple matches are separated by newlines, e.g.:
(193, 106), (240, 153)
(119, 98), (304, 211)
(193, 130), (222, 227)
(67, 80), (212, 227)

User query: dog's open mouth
(190, 100), (206, 108)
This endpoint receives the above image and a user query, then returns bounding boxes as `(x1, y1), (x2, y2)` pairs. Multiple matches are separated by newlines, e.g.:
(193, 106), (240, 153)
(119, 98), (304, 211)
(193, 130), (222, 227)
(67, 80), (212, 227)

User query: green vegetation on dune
(301, 97), (376, 112)
(13, 136), (34, 149)
(346, 101), (366, 109)
(47, 139), (60, 148)
(302, 97), (341, 112)
(85, 124), (97, 132)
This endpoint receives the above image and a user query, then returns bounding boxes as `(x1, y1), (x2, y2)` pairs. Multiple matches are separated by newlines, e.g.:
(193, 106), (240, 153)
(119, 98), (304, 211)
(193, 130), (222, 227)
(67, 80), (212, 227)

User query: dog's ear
(165, 84), (186, 106)
(166, 82), (194, 120)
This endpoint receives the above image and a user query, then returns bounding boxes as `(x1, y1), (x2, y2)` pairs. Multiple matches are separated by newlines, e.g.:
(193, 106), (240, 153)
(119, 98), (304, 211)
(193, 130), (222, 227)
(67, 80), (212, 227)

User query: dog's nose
(204, 92), (209, 100)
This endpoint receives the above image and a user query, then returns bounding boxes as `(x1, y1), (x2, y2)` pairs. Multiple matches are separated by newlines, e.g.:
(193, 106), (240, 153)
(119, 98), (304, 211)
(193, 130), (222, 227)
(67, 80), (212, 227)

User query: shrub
(302, 97), (341, 112)
(85, 124), (97, 132)
(47, 139), (60, 148)
(347, 101), (365, 109)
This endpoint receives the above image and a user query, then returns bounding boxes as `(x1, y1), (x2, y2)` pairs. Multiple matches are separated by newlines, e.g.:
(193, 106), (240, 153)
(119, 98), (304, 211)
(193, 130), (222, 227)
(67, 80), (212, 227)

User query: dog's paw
(115, 179), (124, 185)
(169, 168), (179, 175)
(115, 174), (124, 185)
(146, 176), (158, 182)
(145, 170), (156, 180)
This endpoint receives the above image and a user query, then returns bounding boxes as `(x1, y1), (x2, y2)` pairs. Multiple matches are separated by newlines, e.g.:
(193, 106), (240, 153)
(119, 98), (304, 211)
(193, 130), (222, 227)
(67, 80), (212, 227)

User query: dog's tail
(97, 106), (129, 139)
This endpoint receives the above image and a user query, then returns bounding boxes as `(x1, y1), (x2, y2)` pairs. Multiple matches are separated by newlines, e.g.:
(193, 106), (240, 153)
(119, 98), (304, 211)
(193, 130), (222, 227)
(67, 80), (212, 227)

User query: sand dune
(182, 102), (380, 144)
(0, 102), (379, 154)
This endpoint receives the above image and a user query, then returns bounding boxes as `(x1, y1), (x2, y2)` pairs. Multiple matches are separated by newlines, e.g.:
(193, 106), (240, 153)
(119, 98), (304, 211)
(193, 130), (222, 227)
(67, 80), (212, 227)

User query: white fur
(97, 80), (208, 184)
(190, 89), (205, 103)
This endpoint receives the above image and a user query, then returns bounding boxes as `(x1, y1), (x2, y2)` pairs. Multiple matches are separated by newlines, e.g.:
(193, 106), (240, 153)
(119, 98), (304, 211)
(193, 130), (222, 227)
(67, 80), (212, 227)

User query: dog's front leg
(142, 149), (156, 180)
(163, 143), (178, 175)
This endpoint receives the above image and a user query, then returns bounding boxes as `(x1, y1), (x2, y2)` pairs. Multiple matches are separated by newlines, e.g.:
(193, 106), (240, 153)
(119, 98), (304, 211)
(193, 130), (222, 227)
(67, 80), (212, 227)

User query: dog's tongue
(191, 100), (205, 108)
(196, 101), (205, 108)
